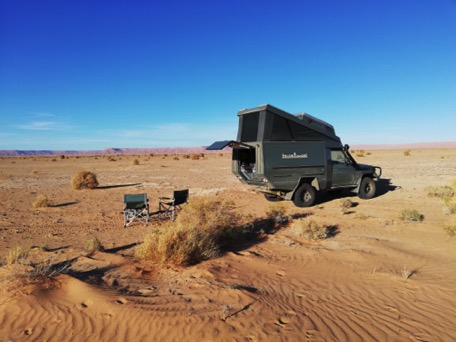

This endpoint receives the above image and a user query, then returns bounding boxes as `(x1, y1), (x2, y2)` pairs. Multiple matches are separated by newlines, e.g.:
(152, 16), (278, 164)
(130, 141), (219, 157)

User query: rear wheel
(358, 177), (376, 199)
(293, 183), (316, 207)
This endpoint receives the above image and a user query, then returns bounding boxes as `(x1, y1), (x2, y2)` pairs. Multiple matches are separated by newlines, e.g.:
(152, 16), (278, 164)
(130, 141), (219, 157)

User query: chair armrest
(159, 197), (172, 201)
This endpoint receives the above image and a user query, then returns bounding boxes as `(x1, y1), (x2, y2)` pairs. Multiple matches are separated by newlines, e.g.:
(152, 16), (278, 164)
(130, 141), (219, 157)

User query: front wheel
(358, 177), (376, 199)
(293, 183), (316, 207)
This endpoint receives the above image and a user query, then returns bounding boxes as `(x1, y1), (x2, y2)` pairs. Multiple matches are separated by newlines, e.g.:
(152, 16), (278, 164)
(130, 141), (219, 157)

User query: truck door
(330, 149), (355, 187)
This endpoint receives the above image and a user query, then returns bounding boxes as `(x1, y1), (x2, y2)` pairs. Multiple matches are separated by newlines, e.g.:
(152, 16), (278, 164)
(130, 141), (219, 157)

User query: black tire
(264, 193), (283, 202)
(358, 177), (376, 199)
(293, 183), (316, 207)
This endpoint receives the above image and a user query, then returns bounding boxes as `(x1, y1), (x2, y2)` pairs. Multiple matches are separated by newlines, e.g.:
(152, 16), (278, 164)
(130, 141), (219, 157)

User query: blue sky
(1, 0), (455, 150)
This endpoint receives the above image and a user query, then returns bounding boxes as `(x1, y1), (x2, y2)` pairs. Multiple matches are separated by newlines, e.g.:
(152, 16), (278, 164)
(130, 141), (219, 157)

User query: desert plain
(1, 148), (456, 341)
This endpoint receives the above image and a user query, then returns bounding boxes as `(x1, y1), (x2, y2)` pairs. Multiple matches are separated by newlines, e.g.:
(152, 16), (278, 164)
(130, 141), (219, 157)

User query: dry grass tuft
(6, 246), (28, 265)
(71, 170), (99, 190)
(443, 224), (456, 237)
(443, 198), (456, 215)
(403, 149), (411, 156)
(32, 194), (50, 208)
(340, 198), (353, 214)
(401, 266), (418, 280)
(84, 237), (104, 254)
(136, 197), (244, 266)
(355, 150), (365, 157)
(399, 209), (423, 222)
(132, 159), (140, 165)
(266, 204), (287, 224)
(292, 218), (329, 240)
(191, 154), (200, 160)
(425, 186), (454, 198)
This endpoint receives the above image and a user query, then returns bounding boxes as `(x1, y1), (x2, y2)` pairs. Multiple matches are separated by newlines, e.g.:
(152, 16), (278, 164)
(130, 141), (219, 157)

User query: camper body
(208, 104), (381, 207)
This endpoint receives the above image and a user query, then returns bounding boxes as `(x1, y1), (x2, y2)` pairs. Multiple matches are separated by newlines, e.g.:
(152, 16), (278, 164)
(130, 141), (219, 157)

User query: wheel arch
(285, 177), (320, 200)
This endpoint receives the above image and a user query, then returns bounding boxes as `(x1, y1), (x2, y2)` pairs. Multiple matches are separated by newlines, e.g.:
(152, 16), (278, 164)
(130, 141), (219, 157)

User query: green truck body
(208, 104), (382, 207)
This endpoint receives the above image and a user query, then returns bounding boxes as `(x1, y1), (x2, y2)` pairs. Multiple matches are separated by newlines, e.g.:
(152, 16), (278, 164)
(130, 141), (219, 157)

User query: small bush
(32, 195), (50, 208)
(425, 186), (454, 198)
(356, 150), (365, 158)
(136, 197), (243, 266)
(443, 198), (456, 215)
(403, 149), (411, 156)
(340, 198), (353, 214)
(71, 170), (99, 190)
(6, 246), (28, 265)
(444, 224), (456, 237)
(173, 156), (179, 160)
(399, 209), (423, 222)
(132, 159), (140, 165)
(191, 154), (200, 160)
(266, 204), (287, 224)
(401, 266), (417, 280)
(84, 237), (104, 254)
(292, 218), (328, 240)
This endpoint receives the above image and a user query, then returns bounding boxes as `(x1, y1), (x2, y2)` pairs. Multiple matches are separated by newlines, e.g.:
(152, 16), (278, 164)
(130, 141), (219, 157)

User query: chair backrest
(124, 193), (147, 210)
(173, 189), (189, 206)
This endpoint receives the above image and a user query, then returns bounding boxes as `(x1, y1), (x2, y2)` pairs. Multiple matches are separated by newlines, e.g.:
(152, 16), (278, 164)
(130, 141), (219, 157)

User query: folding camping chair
(123, 193), (149, 227)
(158, 189), (189, 221)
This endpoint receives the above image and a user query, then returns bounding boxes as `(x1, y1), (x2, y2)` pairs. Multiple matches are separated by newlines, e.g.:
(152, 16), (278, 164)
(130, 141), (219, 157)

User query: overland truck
(207, 104), (382, 207)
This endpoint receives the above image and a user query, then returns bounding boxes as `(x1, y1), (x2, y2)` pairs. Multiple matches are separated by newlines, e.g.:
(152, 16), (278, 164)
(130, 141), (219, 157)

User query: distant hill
(0, 146), (223, 157)
(351, 141), (456, 151)
(0, 142), (455, 157)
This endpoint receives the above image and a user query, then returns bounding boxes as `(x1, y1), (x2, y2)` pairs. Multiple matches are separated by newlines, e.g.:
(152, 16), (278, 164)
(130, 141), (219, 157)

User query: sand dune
(1, 149), (456, 341)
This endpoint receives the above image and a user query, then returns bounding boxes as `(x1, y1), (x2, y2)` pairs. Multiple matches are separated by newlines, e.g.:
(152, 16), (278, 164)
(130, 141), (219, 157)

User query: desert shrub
(355, 150), (365, 157)
(183, 154), (190, 159)
(132, 159), (140, 165)
(191, 154), (200, 160)
(450, 179), (456, 192)
(173, 156), (179, 160)
(84, 237), (104, 254)
(399, 209), (423, 222)
(6, 246), (28, 265)
(292, 218), (328, 240)
(401, 266), (417, 280)
(443, 198), (456, 215)
(32, 195), (50, 208)
(266, 204), (287, 223)
(403, 149), (411, 156)
(71, 170), (99, 190)
(340, 198), (353, 214)
(136, 197), (243, 266)
(425, 186), (454, 198)
(60, 155), (65, 159)
(444, 224), (456, 237)
(107, 156), (116, 162)
(366, 151), (372, 156)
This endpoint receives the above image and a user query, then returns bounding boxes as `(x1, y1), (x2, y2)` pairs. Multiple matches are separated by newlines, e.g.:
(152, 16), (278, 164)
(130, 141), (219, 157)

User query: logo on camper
(282, 152), (308, 159)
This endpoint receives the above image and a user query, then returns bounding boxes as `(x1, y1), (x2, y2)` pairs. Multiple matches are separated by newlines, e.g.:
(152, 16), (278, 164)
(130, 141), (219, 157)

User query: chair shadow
(98, 183), (142, 190)
(52, 201), (78, 208)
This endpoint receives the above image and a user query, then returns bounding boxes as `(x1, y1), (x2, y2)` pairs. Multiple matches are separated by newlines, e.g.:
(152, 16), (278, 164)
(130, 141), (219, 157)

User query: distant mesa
(0, 142), (455, 157)
(0, 146), (229, 157)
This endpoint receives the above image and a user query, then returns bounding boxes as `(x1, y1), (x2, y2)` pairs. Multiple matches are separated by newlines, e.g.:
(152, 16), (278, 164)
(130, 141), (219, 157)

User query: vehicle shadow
(316, 178), (399, 205)
(376, 178), (400, 196)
